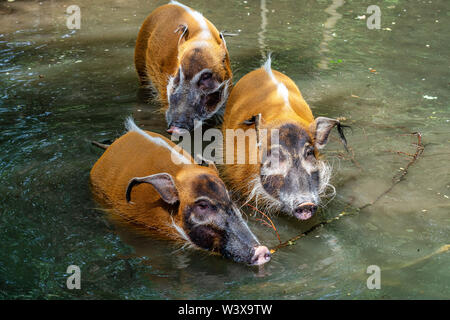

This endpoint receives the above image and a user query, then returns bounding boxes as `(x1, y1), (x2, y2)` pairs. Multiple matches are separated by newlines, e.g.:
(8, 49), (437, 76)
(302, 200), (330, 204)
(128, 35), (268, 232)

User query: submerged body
(134, 1), (232, 134)
(90, 119), (270, 265)
(222, 58), (346, 220)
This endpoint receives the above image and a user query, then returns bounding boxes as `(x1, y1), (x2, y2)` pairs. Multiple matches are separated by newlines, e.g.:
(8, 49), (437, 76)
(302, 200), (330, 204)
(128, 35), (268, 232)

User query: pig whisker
(166, 74), (176, 96)
(318, 160), (334, 197)
(244, 175), (283, 215)
(246, 203), (281, 243)
(170, 217), (193, 244)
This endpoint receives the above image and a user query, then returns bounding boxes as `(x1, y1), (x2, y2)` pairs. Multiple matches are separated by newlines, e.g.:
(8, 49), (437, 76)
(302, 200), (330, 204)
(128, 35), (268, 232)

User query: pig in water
(222, 57), (348, 221)
(134, 1), (232, 135)
(90, 118), (270, 265)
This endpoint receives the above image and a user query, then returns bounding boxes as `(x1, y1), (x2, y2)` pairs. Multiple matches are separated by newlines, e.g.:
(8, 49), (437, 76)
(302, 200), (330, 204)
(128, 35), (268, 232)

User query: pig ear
(242, 113), (264, 149)
(174, 24), (189, 46)
(242, 113), (264, 126)
(126, 173), (179, 204)
(312, 117), (348, 150)
(195, 154), (219, 174)
(204, 159), (219, 174)
(219, 32), (227, 50)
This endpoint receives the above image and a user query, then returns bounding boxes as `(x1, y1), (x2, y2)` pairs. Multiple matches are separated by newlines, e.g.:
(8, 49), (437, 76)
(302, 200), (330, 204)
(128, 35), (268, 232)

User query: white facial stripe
(167, 65), (185, 96)
(300, 157), (317, 175)
(190, 79), (229, 127)
(194, 196), (216, 205)
(189, 40), (212, 48)
(170, 1), (212, 40)
(179, 65), (184, 83)
(125, 117), (192, 165)
(167, 75), (175, 95)
(190, 214), (215, 227)
(208, 79), (230, 117)
(262, 55), (290, 107)
(190, 68), (212, 85)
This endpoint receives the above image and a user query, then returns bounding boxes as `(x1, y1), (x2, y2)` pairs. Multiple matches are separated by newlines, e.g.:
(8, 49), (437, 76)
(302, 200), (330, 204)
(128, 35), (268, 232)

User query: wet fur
(90, 120), (261, 263)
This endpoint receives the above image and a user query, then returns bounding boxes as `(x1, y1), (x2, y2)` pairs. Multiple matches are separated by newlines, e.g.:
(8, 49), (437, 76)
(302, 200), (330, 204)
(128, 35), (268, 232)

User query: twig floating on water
(271, 132), (425, 254)
(246, 203), (281, 244)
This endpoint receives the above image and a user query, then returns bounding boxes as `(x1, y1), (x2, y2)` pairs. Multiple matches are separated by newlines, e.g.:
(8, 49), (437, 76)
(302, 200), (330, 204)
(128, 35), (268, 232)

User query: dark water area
(0, 0), (449, 299)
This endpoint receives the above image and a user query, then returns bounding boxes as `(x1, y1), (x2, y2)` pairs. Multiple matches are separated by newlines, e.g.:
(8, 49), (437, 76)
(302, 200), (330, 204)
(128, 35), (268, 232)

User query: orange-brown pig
(90, 118), (271, 265)
(222, 57), (348, 221)
(134, 1), (232, 134)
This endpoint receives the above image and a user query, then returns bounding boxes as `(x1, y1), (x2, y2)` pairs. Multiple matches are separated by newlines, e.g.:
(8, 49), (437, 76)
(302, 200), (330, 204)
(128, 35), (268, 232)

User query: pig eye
(174, 72), (181, 85)
(305, 147), (315, 158)
(201, 72), (212, 81)
(195, 200), (212, 211)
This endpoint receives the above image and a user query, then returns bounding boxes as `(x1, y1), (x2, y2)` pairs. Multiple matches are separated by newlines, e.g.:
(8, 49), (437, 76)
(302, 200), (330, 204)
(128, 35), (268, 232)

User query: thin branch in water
(91, 140), (110, 150)
(384, 150), (415, 158)
(246, 203), (281, 244)
(271, 132), (425, 254)
(360, 132), (424, 209)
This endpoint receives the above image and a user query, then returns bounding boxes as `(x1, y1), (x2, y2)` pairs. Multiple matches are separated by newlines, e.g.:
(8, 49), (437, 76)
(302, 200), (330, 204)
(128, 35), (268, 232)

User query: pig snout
(250, 246), (271, 266)
(167, 124), (189, 135)
(294, 202), (318, 220)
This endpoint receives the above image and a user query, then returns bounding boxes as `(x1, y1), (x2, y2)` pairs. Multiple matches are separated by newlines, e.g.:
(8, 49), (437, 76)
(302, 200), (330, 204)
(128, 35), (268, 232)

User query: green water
(0, 0), (449, 299)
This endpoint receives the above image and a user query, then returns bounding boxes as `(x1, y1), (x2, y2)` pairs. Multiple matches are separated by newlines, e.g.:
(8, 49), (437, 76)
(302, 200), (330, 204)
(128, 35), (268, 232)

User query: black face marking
(277, 123), (312, 152)
(262, 174), (284, 198)
(179, 173), (260, 264)
(166, 47), (227, 132)
(181, 48), (222, 81)
(187, 223), (224, 252)
(181, 48), (208, 78)
(191, 174), (228, 204)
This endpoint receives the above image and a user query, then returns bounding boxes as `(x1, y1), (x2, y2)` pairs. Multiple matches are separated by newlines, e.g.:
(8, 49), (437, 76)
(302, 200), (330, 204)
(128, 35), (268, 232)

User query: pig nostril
(294, 203), (318, 220)
(251, 246), (271, 265)
(167, 125), (188, 135)
(295, 204), (317, 213)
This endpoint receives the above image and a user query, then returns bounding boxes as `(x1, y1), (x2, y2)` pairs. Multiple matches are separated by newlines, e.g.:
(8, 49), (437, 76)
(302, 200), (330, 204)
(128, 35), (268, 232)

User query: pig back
(90, 130), (189, 212)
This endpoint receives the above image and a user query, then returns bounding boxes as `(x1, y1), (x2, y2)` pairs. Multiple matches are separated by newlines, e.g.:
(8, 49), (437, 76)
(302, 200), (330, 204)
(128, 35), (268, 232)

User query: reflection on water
(0, 0), (449, 299)
(258, 0), (268, 59)
(318, 0), (345, 69)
